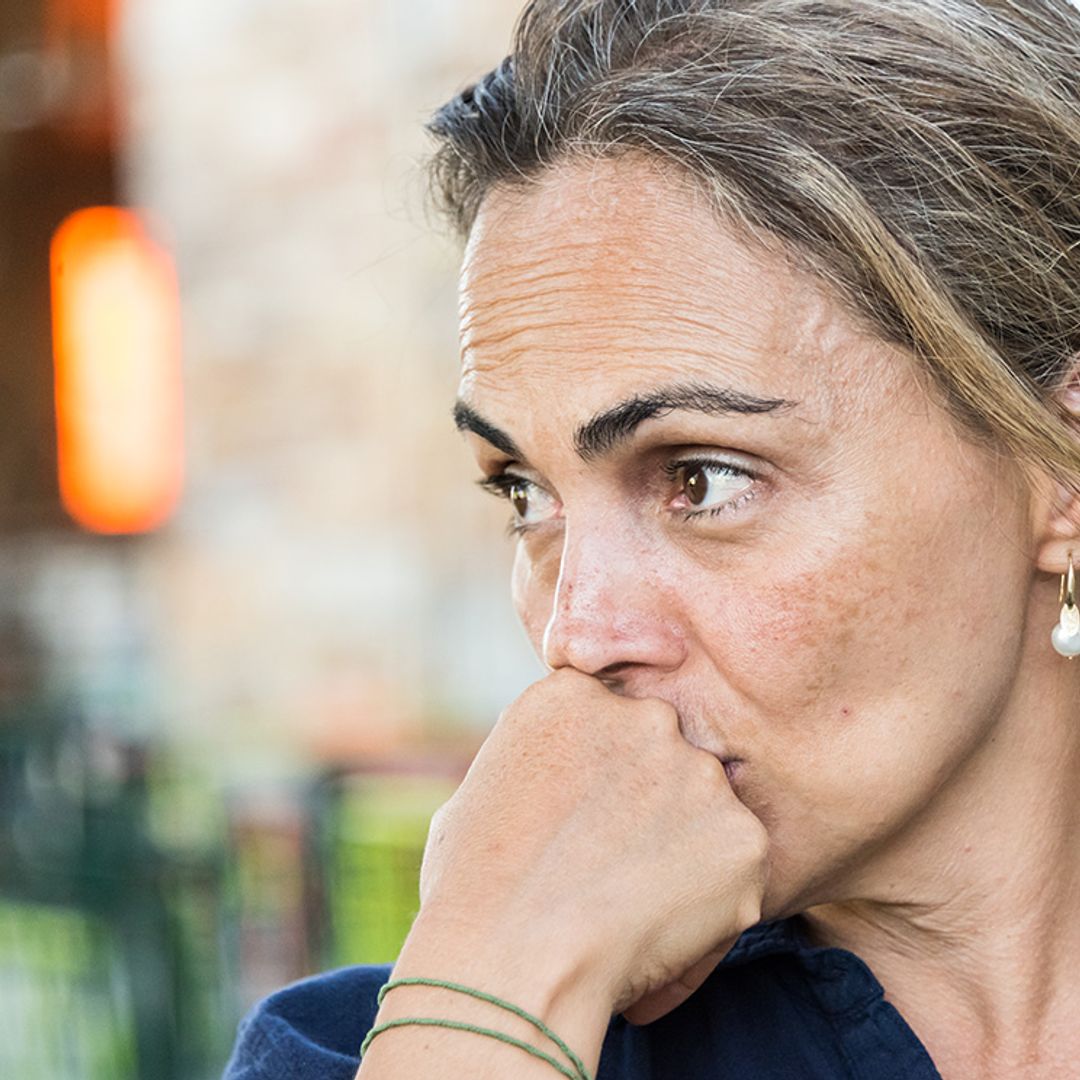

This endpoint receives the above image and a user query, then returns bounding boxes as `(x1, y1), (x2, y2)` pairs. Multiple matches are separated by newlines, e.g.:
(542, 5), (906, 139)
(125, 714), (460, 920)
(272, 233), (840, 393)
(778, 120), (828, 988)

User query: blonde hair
(425, 0), (1080, 493)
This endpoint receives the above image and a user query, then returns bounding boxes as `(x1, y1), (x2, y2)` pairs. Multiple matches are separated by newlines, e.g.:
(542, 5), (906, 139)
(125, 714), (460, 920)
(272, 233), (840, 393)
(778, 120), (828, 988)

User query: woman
(223, 1), (1080, 1077)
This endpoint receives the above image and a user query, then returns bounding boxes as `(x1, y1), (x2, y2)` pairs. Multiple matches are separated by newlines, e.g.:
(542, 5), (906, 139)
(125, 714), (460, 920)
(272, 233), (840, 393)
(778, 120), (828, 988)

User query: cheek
(695, 542), (923, 885)
(701, 486), (1026, 837)
(702, 507), (889, 692)
(695, 504), (963, 785)
(733, 544), (888, 715)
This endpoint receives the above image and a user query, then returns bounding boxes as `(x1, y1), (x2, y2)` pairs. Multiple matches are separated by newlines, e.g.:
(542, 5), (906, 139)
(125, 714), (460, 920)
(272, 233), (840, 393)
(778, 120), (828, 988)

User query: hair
(423, 0), (1080, 494)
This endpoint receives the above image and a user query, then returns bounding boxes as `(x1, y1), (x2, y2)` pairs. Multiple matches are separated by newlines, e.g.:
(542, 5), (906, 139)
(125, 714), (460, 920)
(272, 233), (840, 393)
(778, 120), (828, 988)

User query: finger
(619, 941), (735, 1026)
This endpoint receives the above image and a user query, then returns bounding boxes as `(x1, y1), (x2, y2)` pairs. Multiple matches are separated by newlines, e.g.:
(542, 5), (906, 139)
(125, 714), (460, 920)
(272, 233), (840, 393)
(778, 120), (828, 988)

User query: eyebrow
(452, 401), (525, 459)
(452, 380), (798, 463)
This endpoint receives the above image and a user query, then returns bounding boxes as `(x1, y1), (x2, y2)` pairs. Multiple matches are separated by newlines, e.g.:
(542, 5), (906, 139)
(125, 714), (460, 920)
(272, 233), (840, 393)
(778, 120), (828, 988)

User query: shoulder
(219, 919), (850, 1080)
(222, 963), (393, 1079)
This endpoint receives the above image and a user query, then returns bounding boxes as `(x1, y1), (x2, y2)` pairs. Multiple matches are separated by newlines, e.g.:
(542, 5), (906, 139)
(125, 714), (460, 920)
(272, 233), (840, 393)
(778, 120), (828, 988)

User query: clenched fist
(415, 668), (770, 1024)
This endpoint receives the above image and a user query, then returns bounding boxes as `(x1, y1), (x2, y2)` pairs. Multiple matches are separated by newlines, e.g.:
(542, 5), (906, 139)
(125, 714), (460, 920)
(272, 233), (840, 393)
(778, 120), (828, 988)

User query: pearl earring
(1051, 552), (1080, 659)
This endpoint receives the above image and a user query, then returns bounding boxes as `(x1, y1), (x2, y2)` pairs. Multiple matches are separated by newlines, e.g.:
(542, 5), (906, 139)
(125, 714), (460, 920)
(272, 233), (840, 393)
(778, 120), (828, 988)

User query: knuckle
(511, 670), (588, 726)
(546, 666), (593, 696)
(735, 891), (764, 932)
(636, 697), (679, 735)
(746, 812), (769, 847)
(511, 676), (550, 713)
(682, 748), (730, 794)
(427, 800), (451, 841)
(740, 817), (771, 864)
(695, 750), (728, 783)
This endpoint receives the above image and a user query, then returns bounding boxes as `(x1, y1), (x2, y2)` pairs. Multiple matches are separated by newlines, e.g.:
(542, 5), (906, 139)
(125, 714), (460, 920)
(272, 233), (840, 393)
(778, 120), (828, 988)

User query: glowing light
(51, 207), (184, 534)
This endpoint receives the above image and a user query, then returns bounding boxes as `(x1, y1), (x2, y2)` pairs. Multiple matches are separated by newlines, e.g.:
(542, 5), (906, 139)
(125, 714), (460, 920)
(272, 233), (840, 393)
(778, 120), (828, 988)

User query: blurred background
(0, 1), (539, 1075)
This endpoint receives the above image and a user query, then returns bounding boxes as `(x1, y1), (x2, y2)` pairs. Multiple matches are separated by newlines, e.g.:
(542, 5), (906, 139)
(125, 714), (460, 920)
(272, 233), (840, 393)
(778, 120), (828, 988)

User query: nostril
(594, 660), (636, 692)
(597, 661), (635, 679)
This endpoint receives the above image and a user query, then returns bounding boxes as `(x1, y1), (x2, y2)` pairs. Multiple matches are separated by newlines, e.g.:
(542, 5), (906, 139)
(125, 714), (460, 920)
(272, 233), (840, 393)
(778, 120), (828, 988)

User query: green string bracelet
(376, 977), (591, 1077)
(359, 1017), (582, 1079)
(365, 976), (594, 1080)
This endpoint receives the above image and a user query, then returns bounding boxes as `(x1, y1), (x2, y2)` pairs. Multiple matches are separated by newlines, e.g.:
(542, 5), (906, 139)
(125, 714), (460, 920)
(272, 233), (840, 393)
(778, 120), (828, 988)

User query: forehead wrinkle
(459, 269), (687, 347)
(461, 305), (790, 380)
(460, 233), (642, 319)
(460, 205), (734, 326)
(459, 161), (888, 422)
(464, 282), (752, 333)
(460, 265), (586, 322)
(461, 255), (802, 380)
(462, 236), (619, 289)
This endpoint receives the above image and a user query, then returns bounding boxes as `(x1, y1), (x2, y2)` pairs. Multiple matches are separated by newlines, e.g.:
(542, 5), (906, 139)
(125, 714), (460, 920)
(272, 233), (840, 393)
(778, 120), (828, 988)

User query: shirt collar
(720, 915), (808, 966)
(719, 915), (887, 1016)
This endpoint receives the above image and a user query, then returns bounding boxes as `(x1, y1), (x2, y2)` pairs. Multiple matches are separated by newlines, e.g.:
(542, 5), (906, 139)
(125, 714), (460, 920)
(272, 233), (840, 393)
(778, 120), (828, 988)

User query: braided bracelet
(363, 976), (594, 1080)
(360, 1016), (583, 1079)
(378, 976), (592, 1078)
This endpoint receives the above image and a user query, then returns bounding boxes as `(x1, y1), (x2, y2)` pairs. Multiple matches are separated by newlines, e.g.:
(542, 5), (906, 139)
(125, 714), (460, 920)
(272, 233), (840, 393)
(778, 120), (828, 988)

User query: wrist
(386, 906), (616, 1072)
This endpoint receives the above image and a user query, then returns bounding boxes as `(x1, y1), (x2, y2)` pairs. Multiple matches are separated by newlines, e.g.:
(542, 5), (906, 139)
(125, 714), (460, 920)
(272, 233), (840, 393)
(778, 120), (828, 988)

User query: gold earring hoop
(1052, 551), (1079, 659)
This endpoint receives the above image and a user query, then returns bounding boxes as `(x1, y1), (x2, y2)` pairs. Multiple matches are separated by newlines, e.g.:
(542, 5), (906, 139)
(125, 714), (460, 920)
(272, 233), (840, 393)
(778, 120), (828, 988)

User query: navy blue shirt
(222, 916), (943, 1079)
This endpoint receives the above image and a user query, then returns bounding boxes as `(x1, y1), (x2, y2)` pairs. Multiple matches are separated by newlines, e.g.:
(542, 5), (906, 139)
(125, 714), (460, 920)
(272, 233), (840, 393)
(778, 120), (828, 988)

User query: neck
(798, 643), (1080, 1075)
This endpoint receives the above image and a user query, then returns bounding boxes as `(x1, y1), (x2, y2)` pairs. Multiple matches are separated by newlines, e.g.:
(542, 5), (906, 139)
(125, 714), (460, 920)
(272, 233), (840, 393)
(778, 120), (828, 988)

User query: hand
(416, 668), (770, 1021)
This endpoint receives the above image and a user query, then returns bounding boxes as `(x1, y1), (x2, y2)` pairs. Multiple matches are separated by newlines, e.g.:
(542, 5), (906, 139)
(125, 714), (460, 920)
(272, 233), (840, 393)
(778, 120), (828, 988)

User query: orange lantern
(50, 207), (184, 534)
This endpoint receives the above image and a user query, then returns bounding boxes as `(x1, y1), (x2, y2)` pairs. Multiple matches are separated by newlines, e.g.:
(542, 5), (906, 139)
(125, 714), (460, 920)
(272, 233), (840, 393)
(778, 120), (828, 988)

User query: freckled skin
(456, 151), (1079, 997)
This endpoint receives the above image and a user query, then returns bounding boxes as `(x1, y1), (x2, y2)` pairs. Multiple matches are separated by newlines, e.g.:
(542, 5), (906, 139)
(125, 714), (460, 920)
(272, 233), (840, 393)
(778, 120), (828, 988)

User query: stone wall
(4, 0), (544, 775)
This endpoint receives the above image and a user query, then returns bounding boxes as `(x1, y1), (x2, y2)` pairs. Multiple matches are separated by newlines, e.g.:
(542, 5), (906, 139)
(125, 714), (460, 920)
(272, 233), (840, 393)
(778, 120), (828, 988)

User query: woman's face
(454, 156), (1041, 917)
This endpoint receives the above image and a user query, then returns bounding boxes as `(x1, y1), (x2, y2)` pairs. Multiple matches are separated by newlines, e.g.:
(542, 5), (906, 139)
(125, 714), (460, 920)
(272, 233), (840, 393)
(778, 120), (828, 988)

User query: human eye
(663, 456), (758, 520)
(478, 471), (560, 535)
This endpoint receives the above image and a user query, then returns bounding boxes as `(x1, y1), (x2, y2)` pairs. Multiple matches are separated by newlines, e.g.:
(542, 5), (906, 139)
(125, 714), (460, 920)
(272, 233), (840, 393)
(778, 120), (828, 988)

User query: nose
(540, 520), (688, 678)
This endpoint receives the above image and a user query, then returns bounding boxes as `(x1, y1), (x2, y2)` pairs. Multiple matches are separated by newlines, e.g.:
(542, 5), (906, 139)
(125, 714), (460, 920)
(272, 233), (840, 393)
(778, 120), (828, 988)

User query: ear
(1033, 356), (1080, 576)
